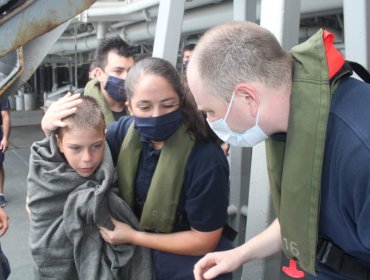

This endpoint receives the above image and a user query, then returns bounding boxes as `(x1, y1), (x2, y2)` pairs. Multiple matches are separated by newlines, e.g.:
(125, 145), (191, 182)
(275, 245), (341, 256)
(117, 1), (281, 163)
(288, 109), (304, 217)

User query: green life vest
(117, 123), (195, 233)
(265, 29), (351, 275)
(84, 79), (115, 125)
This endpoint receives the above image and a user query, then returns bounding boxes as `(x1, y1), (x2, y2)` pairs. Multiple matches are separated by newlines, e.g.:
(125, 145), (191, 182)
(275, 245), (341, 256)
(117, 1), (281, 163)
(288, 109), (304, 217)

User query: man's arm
(0, 109), (10, 152)
(193, 218), (282, 280)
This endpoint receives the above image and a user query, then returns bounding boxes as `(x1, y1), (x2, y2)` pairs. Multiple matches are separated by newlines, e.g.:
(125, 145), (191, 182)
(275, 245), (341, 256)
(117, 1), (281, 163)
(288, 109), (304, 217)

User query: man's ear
(234, 83), (260, 117)
(94, 67), (105, 82)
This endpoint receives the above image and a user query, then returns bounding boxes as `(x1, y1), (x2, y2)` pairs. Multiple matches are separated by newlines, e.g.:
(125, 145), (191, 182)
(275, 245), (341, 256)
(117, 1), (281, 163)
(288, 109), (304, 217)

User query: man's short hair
(191, 21), (293, 100)
(94, 36), (137, 69)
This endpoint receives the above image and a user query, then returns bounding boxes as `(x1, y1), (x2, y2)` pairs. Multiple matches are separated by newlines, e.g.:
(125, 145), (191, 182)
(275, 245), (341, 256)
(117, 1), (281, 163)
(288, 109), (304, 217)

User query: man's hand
(0, 138), (8, 153)
(41, 92), (82, 136)
(193, 248), (244, 280)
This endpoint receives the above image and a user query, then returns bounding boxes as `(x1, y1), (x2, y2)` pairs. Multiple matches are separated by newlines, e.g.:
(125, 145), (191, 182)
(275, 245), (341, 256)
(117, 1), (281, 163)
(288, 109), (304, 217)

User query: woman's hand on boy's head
(41, 92), (82, 136)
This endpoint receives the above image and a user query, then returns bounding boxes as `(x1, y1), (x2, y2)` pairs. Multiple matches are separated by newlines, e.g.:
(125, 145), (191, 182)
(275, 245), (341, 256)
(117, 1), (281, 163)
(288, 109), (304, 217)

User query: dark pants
(0, 243), (10, 280)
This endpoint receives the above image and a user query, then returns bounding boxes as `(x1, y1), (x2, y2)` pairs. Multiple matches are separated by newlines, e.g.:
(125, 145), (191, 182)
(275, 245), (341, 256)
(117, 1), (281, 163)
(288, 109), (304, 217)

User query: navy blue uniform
(106, 117), (233, 280)
(0, 98), (10, 164)
(307, 77), (370, 279)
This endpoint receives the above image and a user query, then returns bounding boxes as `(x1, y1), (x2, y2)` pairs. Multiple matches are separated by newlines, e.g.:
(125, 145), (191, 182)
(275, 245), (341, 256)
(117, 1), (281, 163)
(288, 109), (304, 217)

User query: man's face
(187, 63), (227, 121)
(96, 51), (135, 87)
(103, 51), (135, 80)
(187, 63), (249, 133)
(96, 51), (134, 102)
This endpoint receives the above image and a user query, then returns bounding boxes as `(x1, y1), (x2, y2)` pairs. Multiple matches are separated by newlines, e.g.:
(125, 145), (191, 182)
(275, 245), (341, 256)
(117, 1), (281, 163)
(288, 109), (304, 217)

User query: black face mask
(133, 109), (183, 141)
(104, 75), (126, 103)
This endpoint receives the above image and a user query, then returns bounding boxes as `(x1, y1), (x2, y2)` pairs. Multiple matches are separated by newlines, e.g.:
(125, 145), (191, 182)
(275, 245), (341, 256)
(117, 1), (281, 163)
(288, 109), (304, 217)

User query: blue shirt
(106, 116), (233, 280)
(307, 77), (370, 279)
(0, 97), (10, 127)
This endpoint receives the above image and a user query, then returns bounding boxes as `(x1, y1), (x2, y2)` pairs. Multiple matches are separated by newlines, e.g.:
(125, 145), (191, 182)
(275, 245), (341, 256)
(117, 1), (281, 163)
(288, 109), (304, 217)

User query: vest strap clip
(317, 239), (370, 280)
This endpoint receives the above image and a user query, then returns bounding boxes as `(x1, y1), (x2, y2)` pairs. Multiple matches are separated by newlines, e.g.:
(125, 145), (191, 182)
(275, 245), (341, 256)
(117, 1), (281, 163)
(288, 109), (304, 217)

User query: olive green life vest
(84, 79), (115, 125)
(265, 29), (350, 275)
(117, 123), (195, 233)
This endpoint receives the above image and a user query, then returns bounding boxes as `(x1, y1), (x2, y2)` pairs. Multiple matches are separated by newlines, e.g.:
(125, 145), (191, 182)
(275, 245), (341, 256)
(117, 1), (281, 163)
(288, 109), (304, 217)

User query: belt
(317, 239), (370, 280)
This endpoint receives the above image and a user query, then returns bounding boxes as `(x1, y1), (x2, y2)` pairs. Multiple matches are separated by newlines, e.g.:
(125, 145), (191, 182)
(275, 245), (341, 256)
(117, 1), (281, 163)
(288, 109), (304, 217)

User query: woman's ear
(126, 101), (133, 116)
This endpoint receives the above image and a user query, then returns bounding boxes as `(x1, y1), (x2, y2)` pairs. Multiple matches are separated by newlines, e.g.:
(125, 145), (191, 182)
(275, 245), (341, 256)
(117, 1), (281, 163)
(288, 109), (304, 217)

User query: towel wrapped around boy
(27, 134), (154, 280)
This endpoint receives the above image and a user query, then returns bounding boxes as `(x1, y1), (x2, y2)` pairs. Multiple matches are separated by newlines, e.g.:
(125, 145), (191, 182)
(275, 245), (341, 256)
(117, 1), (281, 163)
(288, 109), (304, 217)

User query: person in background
(187, 21), (370, 280)
(0, 207), (10, 280)
(0, 96), (11, 207)
(84, 36), (137, 125)
(0, 97), (11, 279)
(28, 95), (153, 279)
(41, 57), (235, 280)
(182, 43), (196, 73)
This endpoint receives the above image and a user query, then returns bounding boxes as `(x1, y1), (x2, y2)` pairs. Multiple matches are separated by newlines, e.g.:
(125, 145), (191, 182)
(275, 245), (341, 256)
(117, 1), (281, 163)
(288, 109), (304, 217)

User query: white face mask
(207, 91), (268, 147)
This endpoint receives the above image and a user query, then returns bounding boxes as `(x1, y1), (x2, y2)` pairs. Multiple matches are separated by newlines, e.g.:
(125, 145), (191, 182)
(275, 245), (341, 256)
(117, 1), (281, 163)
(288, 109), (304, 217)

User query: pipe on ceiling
(80, 0), (160, 22)
(49, 0), (343, 55)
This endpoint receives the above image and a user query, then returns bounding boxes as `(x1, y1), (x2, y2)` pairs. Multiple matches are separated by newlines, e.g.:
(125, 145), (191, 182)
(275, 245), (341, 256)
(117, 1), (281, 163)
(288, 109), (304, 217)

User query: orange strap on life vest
(323, 30), (345, 80)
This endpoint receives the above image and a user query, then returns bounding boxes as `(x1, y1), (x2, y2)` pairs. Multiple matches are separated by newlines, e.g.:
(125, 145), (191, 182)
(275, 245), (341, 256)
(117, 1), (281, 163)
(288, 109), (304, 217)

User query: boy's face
(57, 127), (106, 177)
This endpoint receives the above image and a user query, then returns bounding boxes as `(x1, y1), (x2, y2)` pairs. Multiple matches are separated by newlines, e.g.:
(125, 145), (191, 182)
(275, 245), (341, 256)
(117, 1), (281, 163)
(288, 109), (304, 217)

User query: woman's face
(127, 74), (180, 118)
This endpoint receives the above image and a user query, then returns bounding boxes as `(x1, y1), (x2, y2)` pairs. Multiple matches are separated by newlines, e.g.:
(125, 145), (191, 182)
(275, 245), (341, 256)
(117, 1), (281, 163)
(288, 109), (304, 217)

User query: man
(181, 43), (196, 73)
(187, 21), (370, 280)
(0, 206), (9, 279)
(0, 97), (10, 207)
(84, 36), (136, 125)
(0, 97), (10, 278)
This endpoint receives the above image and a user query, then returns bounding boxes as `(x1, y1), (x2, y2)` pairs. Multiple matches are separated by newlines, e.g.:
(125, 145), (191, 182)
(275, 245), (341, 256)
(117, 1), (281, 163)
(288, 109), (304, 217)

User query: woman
(42, 57), (233, 280)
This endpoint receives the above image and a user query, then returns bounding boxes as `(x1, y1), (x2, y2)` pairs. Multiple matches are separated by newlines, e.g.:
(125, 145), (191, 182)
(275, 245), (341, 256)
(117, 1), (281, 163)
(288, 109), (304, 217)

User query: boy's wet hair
(56, 95), (105, 138)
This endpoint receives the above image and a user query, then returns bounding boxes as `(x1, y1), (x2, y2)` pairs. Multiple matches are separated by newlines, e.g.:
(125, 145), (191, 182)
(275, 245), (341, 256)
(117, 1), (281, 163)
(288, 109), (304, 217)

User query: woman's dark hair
(125, 57), (210, 141)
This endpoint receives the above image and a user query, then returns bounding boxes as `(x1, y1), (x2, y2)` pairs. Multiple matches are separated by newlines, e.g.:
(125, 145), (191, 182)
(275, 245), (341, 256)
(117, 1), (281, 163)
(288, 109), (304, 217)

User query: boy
(27, 95), (153, 280)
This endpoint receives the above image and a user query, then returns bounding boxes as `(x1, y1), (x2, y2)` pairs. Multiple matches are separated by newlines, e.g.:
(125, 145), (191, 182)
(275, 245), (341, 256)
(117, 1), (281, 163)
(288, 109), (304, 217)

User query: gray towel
(27, 134), (154, 280)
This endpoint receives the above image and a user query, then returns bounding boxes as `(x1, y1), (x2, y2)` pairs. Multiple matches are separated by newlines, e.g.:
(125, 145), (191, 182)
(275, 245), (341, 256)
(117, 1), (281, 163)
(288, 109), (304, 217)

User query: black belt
(317, 239), (370, 280)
